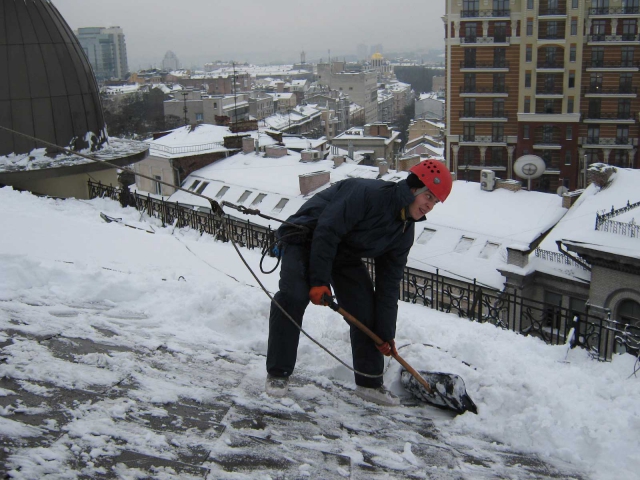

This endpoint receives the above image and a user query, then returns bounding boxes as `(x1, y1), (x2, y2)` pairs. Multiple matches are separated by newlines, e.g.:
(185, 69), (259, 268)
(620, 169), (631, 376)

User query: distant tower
(162, 51), (180, 71)
(76, 26), (129, 80)
(300, 50), (306, 64)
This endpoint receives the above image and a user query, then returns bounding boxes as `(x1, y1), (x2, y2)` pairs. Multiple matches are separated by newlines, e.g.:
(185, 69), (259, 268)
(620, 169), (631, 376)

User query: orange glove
(309, 286), (332, 306)
(376, 339), (397, 357)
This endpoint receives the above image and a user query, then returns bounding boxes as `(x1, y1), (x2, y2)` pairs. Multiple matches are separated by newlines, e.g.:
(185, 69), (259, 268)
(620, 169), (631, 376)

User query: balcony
(579, 136), (639, 147)
(586, 60), (639, 70)
(459, 61), (509, 71)
(460, 135), (507, 145)
(538, 33), (566, 41)
(584, 86), (637, 97)
(458, 110), (508, 121)
(588, 6), (640, 15)
(538, 7), (567, 16)
(584, 111), (637, 123)
(588, 34), (640, 43)
(461, 9), (510, 18)
(459, 85), (509, 97)
(460, 35), (510, 45)
(536, 87), (564, 97)
(536, 61), (565, 71)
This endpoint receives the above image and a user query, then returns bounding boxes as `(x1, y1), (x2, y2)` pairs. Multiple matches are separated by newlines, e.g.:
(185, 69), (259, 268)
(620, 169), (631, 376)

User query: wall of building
(7, 168), (119, 200)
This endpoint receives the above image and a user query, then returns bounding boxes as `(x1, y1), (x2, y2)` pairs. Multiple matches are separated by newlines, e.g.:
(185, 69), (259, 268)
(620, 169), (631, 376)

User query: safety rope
(0, 125), (385, 378)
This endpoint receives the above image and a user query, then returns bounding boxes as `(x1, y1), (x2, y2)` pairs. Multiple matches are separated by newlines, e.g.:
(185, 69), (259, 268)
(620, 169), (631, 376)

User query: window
(250, 193), (267, 206)
(587, 125), (600, 143)
(618, 98), (632, 118)
(591, 19), (606, 40)
(272, 198), (289, 213)
(568, 97), (574, 113)
(590, 72), (603, 92)
(571, 19), (578, 35)
(493, 98), (505, 117)
(572, 0), (579, 7)
(479, 241), (500, 259)
(526, 45), (532, 62)
(465, 48), (477, 68)
(565, 150), (573, 165)
(618, 299), (640, 326)
(624, 0), (640, 14)
(464, 73), (476, 92)
(494, 48), (506, 67)
(463, 123), (475, 141)
(463, 147), (475, 164)
(620, 73), (633, 93)
(195, 112), (203, 122)
(566, 125), (573, 140)
(524, 97), (531, 113)
(195, 182), (209, 194)
(622, 19), (637, 41)
(215, 185), (230, 198)
(568, 72), (575, 88)
(493, 73), (506, 92)
(622, 46), (635, 67)
(613, 150), (630, 167)
(491, 146), (504, 164)
(237, 190), (252, 203)
(454, 236), (475, 253)
(416, 228), (437, 245)
(492, 123), (504, 142)
(543, 124), (554, 143)
(617, 125), (630, 144)
(188, 180), (201, 191)
(588, 98), (601, 117)
(545, 46), (557, 64)
(213, 102), (218, 108)
(527, 0), (533, 8)
(591, 47), (604, 67)
(527, 20), (533, 36)
(547, 21), (559, 38)
(523, 124), (530, 138)
(525, 72), (532, 88)
(570, 45), (577, 62)
(544, 99), (555, 113)
(154, 175), (162, 196)
(494, 21), (508, 42)
(464, 98), (476, 116)
(465, 22), (478, 41)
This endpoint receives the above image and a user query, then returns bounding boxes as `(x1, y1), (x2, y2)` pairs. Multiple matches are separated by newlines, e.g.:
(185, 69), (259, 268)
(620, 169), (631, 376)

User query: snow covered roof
(102, 85), (141, 95)
(145, 124), (234, 159)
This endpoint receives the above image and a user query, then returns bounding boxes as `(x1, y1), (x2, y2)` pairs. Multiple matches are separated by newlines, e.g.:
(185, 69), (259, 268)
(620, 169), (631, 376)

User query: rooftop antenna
(181, 90), (189, 126)
(232, 61), (238, 133)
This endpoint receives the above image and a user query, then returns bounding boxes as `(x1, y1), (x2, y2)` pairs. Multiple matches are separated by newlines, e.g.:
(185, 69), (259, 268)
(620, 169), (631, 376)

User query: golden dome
(371, 52), (384, 60)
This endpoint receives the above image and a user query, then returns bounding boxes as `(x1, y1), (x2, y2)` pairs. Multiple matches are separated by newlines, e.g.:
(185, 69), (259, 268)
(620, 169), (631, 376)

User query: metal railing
(585, 86), (637, 95)
(595, 200), (640, 239)
(585, 111), (636, 120)
(459, 110), (507, 119)
(589, 6), (640, 14)
(89, 181), (640, 362)
(588, 60), (639, 68)
(460, 61), (509, 69)
(535, 248), (591, 270)
(459, 86), (509, 94)
(147, 141), (225, 155)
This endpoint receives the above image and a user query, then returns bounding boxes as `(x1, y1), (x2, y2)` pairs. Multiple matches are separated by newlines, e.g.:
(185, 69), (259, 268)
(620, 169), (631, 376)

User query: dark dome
(0, 0), (107, 157)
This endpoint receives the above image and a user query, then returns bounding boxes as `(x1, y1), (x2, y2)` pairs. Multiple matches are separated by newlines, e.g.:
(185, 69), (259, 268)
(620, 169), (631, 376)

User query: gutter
(556, 240), (592, 271)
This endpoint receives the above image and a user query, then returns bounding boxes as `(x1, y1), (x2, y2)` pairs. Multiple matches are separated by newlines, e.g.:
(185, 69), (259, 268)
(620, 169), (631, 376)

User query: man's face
(408, 190), (439, 220)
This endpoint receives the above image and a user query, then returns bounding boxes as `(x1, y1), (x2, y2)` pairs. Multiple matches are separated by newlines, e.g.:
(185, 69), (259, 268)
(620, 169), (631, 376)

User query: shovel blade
(401, 369), (478, 415)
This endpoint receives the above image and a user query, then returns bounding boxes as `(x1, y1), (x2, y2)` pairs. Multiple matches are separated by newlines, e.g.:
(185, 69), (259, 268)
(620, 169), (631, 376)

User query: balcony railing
(460, 61), (509, 69)
(461, 36), (510, 44)
(461, 9), (510, 17)
(539, 7), (566, 15)
(585, 86), (637, 95)
(538, 33), (566, 40)
(580, 136), (639, 146)
(589, 34), (640, 42)
(588, 6), (640, 15)
(537, 61), (564, 69)
(536, 87), (564, 95)
(588, 60), (639, 68)
(459, 86), (509, 94)
(585, 111), (636, 120)
(459, 110), (507, 119)
(461, 135), (506, 143)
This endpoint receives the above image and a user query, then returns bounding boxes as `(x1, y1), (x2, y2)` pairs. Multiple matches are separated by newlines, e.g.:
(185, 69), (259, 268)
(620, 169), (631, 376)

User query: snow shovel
(325, 297), (477, 415)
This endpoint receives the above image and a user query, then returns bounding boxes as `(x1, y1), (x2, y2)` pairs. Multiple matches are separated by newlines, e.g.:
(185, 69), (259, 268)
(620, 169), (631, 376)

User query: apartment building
(444, 0), (640, 192)
(76, 26), (129, 81)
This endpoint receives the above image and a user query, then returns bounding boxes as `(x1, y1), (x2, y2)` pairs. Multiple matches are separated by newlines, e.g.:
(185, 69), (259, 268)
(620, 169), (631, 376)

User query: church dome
(371, 52), (384, 60)
(0, 0), (107, 157)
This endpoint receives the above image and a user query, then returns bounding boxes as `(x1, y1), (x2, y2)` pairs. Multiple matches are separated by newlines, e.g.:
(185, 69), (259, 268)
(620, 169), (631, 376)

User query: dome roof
(0, 0), (107, 157)
(371, 52), (384, 60)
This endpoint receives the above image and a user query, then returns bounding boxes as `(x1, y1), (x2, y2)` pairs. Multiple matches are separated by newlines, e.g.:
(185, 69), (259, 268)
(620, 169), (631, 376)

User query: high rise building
(444, 0), (640, 192)
(76, 26), (129, 81)
(162, 51), (180, 72)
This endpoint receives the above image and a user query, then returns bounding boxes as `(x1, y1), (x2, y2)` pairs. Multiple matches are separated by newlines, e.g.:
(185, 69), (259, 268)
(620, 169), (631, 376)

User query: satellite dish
(514, 155), (546, 180)
(514, 155), (546, 191)
(557, 186), (569, 196)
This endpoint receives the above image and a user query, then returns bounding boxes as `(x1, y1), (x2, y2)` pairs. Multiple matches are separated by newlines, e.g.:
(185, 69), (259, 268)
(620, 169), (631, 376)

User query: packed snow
(1, 186), (639, 479)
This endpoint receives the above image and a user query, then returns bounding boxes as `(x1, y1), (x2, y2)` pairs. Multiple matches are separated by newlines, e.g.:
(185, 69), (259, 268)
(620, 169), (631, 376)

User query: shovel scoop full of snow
(401, 369), (478, 415)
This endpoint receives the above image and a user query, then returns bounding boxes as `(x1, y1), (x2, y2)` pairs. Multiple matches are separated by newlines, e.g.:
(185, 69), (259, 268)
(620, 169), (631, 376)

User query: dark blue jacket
(278, 178), (422, 340)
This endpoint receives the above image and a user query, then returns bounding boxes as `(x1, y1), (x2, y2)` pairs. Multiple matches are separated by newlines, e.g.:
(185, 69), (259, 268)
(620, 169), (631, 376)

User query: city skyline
(51, 0), (445, 69)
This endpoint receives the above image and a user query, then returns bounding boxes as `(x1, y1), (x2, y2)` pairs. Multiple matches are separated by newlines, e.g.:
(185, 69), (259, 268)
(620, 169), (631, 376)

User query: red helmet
(409, 159), (453, 203)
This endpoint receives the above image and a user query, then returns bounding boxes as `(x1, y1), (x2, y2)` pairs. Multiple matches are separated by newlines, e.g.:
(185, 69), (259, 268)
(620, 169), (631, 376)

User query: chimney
(299, 171), (330, 195)
(265, 145), (288, 158)
(506, 245), (529, 268)
(333, 155), (346, 167)
(396, 155), (421, 172)
(276, 81), (285, 93)
(242, 136), (255, 154)
(377, 159), (389, 176)
(562, 189), (585, 208)
(301, 149), (320, 162)
(377, 123), (390, 138)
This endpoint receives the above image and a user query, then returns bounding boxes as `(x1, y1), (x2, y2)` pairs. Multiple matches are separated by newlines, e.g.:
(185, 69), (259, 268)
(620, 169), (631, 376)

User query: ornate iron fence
(90, 181), (639, 362)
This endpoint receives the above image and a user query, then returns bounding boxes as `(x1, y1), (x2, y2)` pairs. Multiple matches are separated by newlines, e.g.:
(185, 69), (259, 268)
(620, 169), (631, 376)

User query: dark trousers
(266, 243), (384, 388)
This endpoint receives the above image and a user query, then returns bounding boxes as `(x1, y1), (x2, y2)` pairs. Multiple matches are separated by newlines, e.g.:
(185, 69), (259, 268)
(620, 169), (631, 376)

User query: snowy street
(1, 187), (638, 479)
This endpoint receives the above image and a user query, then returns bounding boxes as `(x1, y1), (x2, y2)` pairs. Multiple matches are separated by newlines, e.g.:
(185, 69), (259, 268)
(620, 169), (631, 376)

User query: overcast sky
(51, 0), (445, 69)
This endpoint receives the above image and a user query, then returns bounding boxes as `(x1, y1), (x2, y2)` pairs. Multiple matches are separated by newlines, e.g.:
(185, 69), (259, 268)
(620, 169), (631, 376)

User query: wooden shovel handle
(326, 297), (434, 395)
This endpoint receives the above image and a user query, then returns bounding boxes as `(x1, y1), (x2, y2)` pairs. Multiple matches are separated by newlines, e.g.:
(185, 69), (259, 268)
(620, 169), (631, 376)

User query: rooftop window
(237, 190), (252, 204)
(250, 193), (267, 206)
(272, 198), (289, 213)
(454, 236), (475, 253)
(416, 228), (437, 245)
(215, 186), (230, 198)
(195, 182), (209, 194)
